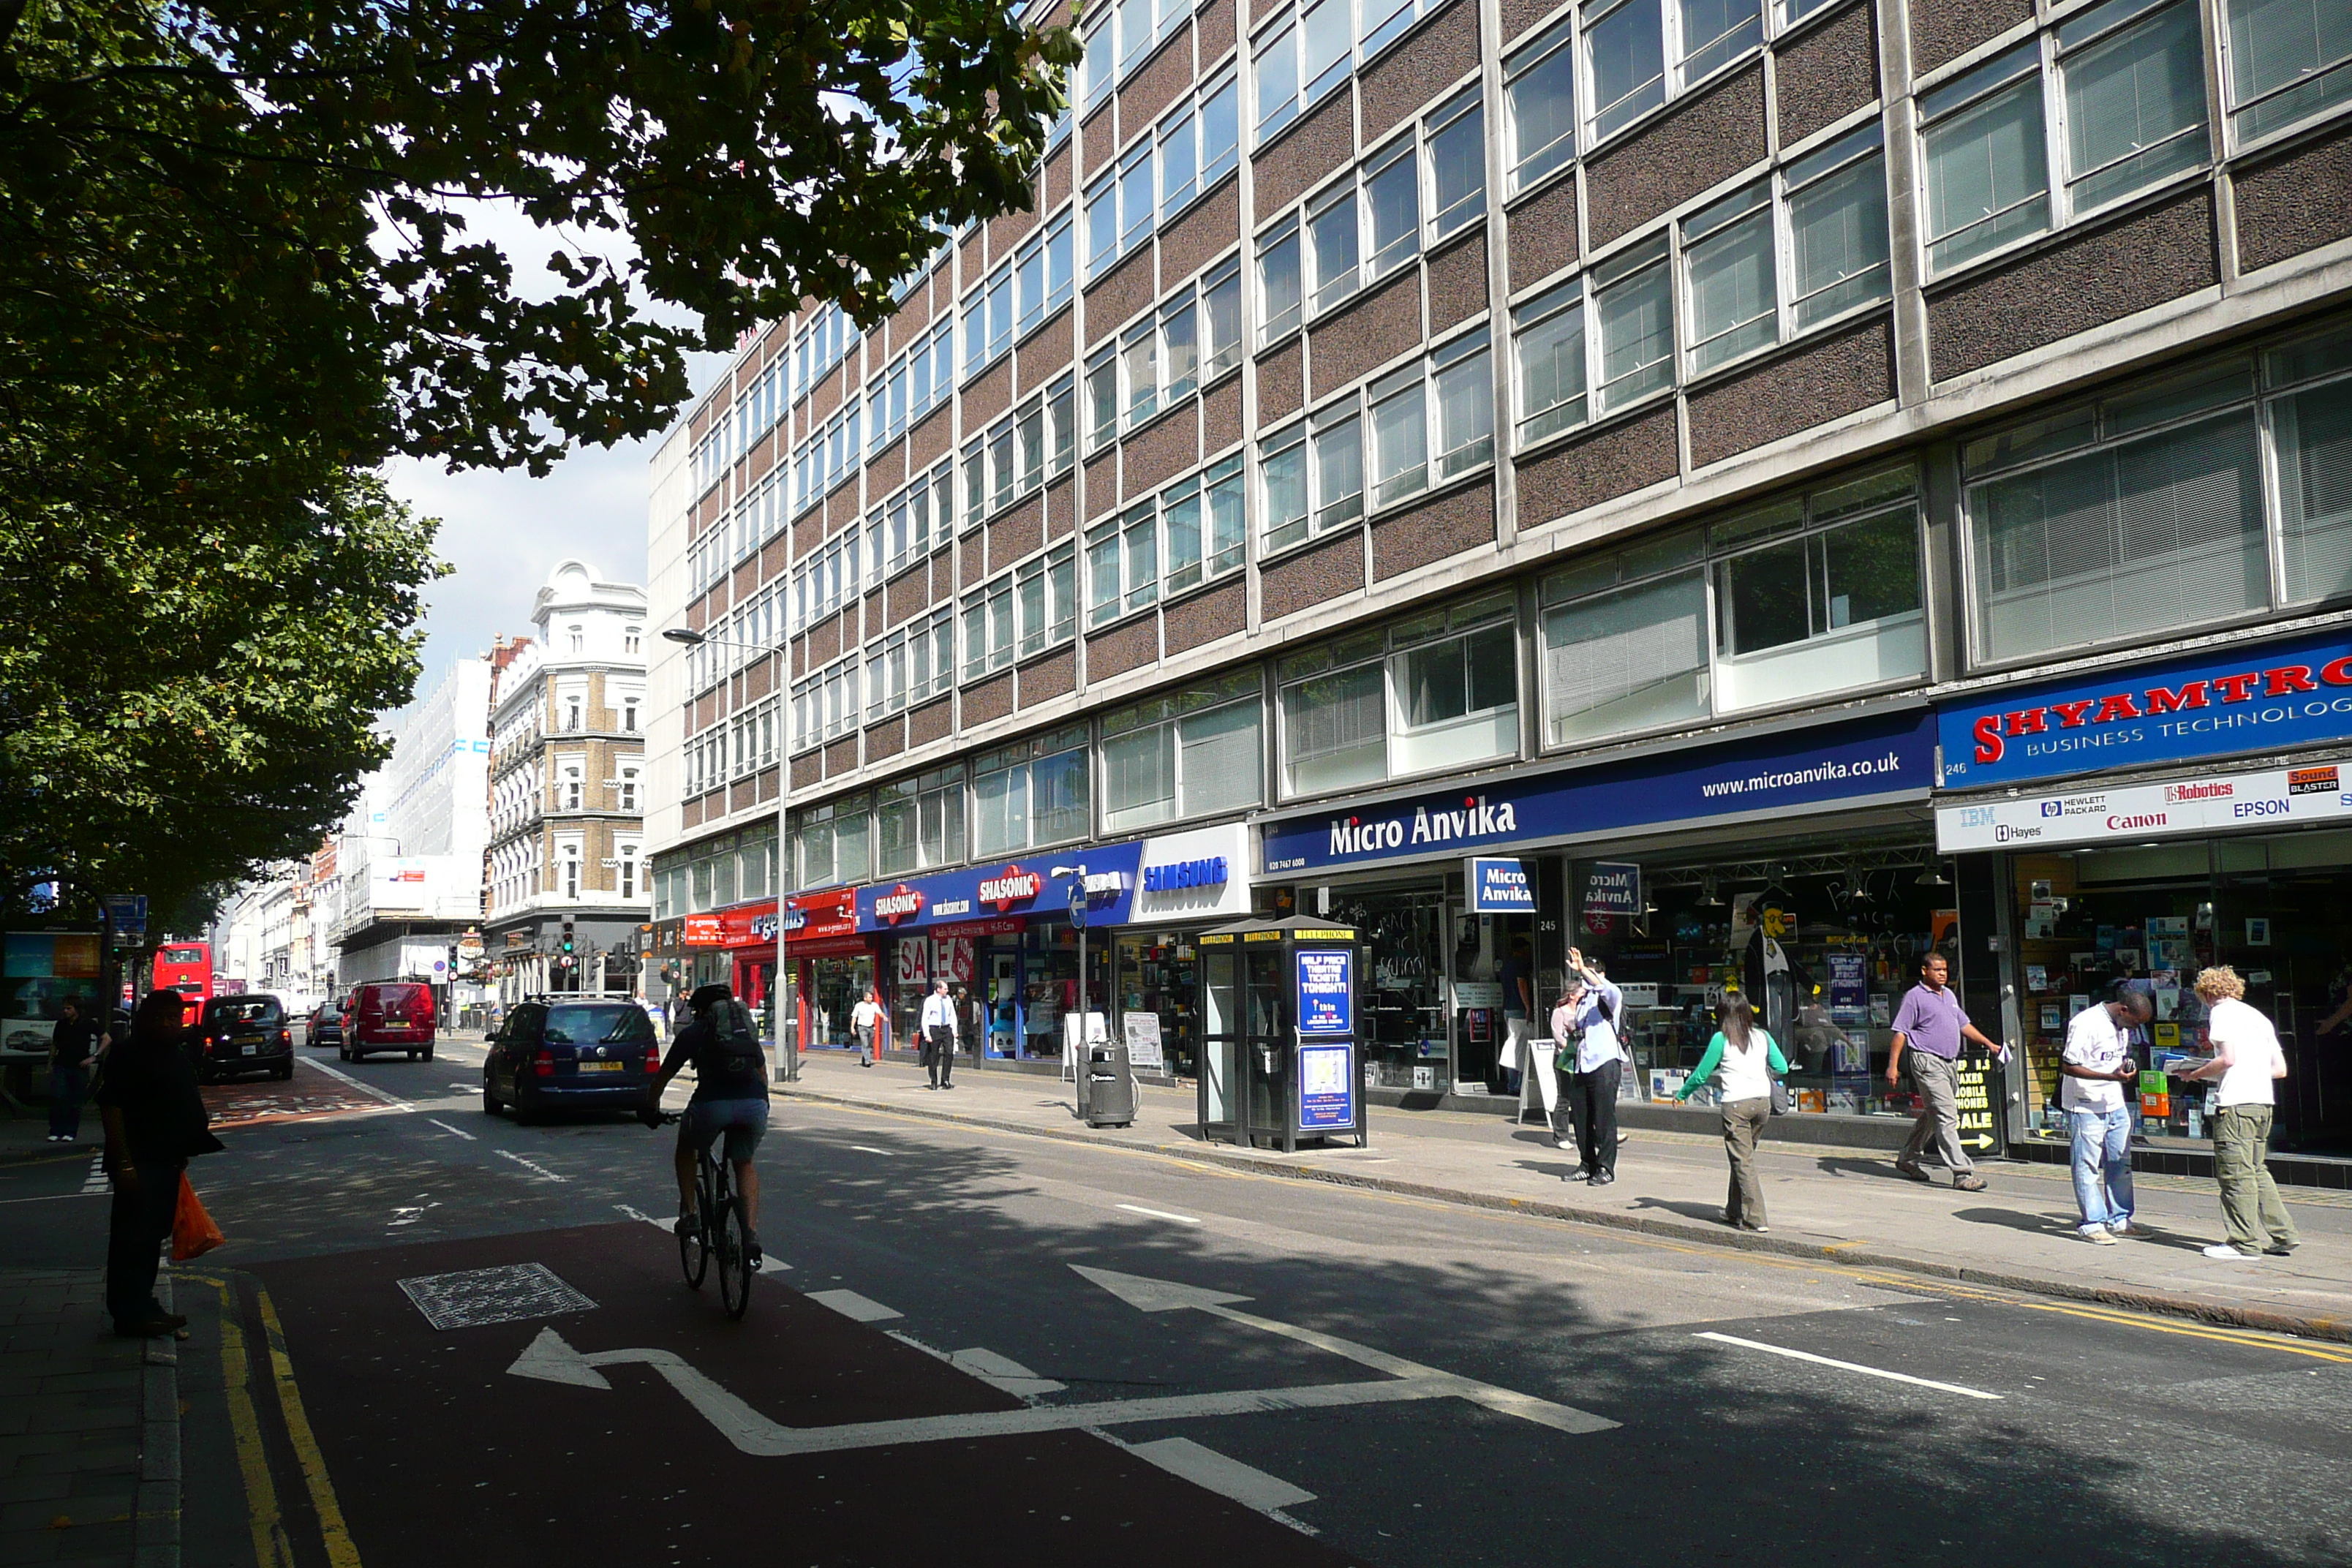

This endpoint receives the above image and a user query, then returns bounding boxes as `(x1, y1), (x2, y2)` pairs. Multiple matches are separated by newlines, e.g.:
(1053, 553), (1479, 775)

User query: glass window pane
(1431, 102), (1488, 231)
(1820, 509), (1923, 627)
(1262, 225), (1303, 342)
(1589, 0), (1667, 140)
(975, 764), (1029, 855)
(1969, 412), (2265, 661)
(1718, 537), (1812, 655)
(2225, 0), (2352, 140)
(1166, 491), (1205, 590)
(1202, 78), (1241, 181)
(1400, 636), (1469, 726)
(1204, 265), (1243, 377)
(1316, 412), (1365, 528)
(1516, 296), (1588, 445)
(1434, 348), (1493, 476)
(1308, 191), (1361, 312)
(1161, 109), (1198, 217)
(1365, 152), (1420, 276)
(1544, 570), (1710, 745)
(1086, 177), (1118, 276)
(1123, 328), (1159, 424)
(1125, 509), (1159, 608)
(1089, 351), (1120, 445)
(1208, 464), (1248, 572)
(1679, 0), (1762, 80)
(1180, 700), (1264, 816)
(1089, 527), (1122, 622)
(1371, 382), (1428, 506)
(2277, 379), (2352, 606)
(1788, 155), (1892, 327)
(1303, 0), (1352, 99)
(1120, 151), (1154, 252)
(1264, 434), (1309, 549)
(1685, 205), (1776, 372)
(1466, 622), (1518, 712)
(1284, 663), (1387, 794)
(1104, 724), (1178, 831)
(1163, 298), (1200, 401)
(1508, 26), (1578, 189)
(1924, 80), (2051, 273)
(2064, 4), (2209, 213)
(1032, 748), (1091, 845)
(1256, 26), (1300, 138)
(1595, 260), (1673, 410)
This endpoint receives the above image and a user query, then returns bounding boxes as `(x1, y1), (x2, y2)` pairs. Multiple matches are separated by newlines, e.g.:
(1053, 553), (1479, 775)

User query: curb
(777, 1085), (2352, 1348)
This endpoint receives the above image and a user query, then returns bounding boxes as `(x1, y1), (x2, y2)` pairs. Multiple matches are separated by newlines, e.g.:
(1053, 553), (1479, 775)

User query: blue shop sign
(856, 840), (1147, 931)
(1468, 857), (1536, 913)
(1142, 856), (1228, 893)
(1262, 709), (1935, 875)
(1296, 947), (1354, 1035)
(1937, 629), (2352, 790)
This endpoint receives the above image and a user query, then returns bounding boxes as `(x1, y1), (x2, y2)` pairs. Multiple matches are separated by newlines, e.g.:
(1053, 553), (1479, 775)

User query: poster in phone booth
(1296, 949), (1353, 1035)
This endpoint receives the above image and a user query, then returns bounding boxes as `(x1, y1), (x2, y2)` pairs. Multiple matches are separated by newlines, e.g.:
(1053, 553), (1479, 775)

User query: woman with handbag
(1675, 997), (1788, 1234)
(94, 990), (224, 1336)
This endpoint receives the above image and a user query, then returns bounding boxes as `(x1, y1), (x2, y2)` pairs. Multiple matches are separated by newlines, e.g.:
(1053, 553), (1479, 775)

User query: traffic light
(560, 919), (575, 955)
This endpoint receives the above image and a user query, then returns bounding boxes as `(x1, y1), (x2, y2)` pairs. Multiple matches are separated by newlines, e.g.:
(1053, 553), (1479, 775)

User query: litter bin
(1085, 1039), (1137, 1128)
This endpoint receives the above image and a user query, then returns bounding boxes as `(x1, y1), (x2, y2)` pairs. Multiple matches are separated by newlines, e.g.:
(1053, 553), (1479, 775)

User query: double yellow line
(193, 1274), (363, 1568)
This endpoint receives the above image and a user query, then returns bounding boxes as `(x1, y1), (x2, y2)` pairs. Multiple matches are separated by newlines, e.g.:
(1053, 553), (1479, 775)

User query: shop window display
(1576, 840), (1959, 1120)
(1337, 891), (1455, 1091)
(2006, 829), (2352, 1155)
(797, 955), (875, 1049)
(1115, 932), (1201, 1077)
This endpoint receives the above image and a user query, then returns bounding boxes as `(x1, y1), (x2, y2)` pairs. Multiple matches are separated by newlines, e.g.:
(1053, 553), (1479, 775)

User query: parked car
(482, 1000), (663, 1122)
(343, 981), (436, 1061)
(306, 1003), (344, 1052)
(192, 994), (295, 1083)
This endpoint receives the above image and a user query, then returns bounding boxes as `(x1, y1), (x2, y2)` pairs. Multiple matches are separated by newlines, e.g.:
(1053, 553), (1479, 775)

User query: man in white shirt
(2176, 966), (2298, 1259)
(850, 990), (885, 1069)
(1551, 949), (1627, 1186)
(919, 977), (958, 1090)
(2059, 990), (2151, 1244)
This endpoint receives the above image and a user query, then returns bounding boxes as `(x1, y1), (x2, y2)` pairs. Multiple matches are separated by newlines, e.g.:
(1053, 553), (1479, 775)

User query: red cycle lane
(246, 1222), (1368, 1568)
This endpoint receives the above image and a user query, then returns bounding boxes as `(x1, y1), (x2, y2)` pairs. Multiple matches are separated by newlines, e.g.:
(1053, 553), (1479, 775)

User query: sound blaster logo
(2289, 765), (2341, 796)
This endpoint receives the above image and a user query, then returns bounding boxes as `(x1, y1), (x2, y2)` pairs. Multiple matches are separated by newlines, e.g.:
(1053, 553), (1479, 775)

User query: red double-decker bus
(151, 941), (213, 1023)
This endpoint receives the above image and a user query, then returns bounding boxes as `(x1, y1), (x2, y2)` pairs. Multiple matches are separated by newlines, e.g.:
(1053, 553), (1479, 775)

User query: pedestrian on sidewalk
(94, 990), (223, 1338)
(1886, 954), (2008, 1191)
(2059, 989), (2152, 1244)
(2175, 967), (2299, 1261)
(946, 982), (982, 1089)
(46, 995), (106, 1142)
(852, 988), (885, 1068)
(919, 978), (957, 1090)
(1675, 997), (1786, 1233)
(1552, 949), (1627, 1184)
(1499, 935), (1536, 1096)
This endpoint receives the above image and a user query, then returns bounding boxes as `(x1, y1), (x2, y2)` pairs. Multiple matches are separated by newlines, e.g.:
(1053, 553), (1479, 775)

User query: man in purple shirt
(1886, 953), (2006, 1191)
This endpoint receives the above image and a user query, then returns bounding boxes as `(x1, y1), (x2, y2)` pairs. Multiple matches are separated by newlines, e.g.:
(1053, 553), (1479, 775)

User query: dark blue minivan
(482, 1000), (662, 1121)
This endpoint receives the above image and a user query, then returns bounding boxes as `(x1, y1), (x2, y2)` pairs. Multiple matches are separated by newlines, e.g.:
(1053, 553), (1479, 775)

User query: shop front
(1115, 823), (1255, 1080)
(781, 888), (867, 1052)
(856, 844), (1147, 1070)
(1936, 627), (2352, 1158)
(1256, 706), (1961, 1128)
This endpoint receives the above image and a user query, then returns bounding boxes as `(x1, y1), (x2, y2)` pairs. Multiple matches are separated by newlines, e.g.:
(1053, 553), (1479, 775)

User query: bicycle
(653, 1110), (759, 1319)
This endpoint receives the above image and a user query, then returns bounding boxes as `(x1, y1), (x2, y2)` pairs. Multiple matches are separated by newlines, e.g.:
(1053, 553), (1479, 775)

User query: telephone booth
(1196, 917), (1368, 1153)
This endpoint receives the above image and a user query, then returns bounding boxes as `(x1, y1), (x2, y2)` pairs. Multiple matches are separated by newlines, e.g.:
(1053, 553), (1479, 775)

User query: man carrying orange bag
(96, 990), (225, 1338)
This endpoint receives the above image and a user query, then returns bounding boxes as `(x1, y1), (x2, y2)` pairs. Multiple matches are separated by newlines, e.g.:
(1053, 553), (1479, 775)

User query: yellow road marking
(203, 1277), (295, 1568)
(257, 1285), (363, 1567)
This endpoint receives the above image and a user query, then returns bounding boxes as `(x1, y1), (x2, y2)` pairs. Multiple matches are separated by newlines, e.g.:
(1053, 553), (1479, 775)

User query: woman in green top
(1677, 997), (1788, 1234)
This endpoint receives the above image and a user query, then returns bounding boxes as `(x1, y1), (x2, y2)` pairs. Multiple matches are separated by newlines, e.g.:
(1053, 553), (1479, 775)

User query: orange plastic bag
(172, 1173), (225, 1262)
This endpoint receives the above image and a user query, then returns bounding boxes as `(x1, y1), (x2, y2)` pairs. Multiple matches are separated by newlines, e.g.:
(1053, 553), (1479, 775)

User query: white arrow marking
(506, 1269), (1617, 1452)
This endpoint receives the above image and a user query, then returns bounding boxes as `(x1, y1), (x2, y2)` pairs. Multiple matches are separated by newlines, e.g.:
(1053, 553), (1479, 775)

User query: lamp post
(1050, 862), (1089, 1109)
(661, 625), (787, 1055)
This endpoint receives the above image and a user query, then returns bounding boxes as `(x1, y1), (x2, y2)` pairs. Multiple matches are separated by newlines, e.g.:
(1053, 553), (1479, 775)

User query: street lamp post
(1051, 863), (1088, 1113)
(662, 625), (788, 1063)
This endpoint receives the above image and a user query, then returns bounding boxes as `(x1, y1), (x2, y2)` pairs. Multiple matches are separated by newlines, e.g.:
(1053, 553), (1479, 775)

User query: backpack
(698, 1000), (765, 1087)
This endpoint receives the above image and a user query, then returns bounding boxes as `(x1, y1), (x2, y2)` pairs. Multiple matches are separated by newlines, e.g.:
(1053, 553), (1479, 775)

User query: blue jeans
(48, 1063), (88, 1139)
(2068, 1107), (2135, 1229)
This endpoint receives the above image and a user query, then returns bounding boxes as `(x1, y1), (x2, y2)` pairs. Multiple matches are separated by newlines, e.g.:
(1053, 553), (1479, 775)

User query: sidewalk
(776, 1053), (2352, 1343)
(0, 1272), (177, 1568)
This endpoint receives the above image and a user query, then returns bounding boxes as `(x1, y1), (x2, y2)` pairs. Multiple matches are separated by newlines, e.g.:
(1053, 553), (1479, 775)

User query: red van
(342, 981), (437, 1061)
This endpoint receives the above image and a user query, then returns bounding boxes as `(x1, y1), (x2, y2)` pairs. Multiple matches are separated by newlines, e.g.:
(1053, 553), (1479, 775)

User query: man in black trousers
(1551, 949), (1627, 1185)
(95, 990), (222, 1337)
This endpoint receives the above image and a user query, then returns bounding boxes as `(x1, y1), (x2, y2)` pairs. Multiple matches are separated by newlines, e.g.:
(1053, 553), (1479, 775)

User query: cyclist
(645, 982), (767, 1260)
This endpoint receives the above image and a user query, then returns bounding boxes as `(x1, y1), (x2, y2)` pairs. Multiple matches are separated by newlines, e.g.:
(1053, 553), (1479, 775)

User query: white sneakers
(2202, 1243), (2259, 1260)
(2081, 1226), (2117, 1246)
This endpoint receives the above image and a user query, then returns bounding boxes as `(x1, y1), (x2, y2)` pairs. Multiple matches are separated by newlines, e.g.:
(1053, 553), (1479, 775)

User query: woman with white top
(2176, 966), (2299, 1259)
(1676, 997), (1789, 1233)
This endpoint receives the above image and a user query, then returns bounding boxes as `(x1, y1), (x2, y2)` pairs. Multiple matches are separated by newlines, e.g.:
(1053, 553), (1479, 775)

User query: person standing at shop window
(1886, 954), (2006, 1192)
(2176, 967), (2298, 1260)
(919, 977), (957, 1090)
(1553, 949), (1627, 1186)
(951, 984), (982, 1086)
(2059, 990), (2152, 1245)
(1499, 935), (1536, 1093)
(851, 988), (885, 1069)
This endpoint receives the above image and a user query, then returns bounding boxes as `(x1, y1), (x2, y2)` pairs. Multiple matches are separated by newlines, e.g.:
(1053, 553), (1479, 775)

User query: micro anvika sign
(1937, 629), (2352, 791)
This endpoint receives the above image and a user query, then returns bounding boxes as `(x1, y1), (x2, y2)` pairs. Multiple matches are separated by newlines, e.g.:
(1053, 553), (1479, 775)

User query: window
(1087, 264), (1243, 448)
(557, 757), (585, 811)
(620, 694), (641, 734)
(1507, 19), (1578, 190)
(1085, 75), (1240, 281)
(1013, 214), (1077, 340)
(1921, 4), (2209, 277)
(1259, 217), (1303, 343)
(973, 377), (1077, 516)
(562, 691), (584, 732)
(1540, 466), (1921, 743)
(792, 657), (863, 747)
(1512, 227), (1710, 447)
(618, 843), (641, 901)
(796, 528), (864, 625)
(792, 793), (872, 889)
(872, 316), (957, 446)
(794, 404), (862, 508)
(2223, 0), (2352, 143)
(623, 625), (641, 655)
(618, 766), (641, 814)
(1278, 595), (1519, 795)
(1270, 331), (1490, 538)
(1583, 0), (1763, 144)
(1964, 326), (2352, 663)
(973, 727), (1092, 854)
(1087, 456), (1245, 623)
(877, 766), (967, 876)
(566, 624), (584, 654)
(1101, 671), (1266, 830)
(876, 461), (956, 579)
(1253, 0), (1450, 143)
(1258, 402), (1362, 552)
(560, 843), (581, 900)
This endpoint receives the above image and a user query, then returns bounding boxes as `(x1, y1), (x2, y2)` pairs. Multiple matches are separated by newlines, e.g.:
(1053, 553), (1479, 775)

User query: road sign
(1068, 879), (1088, 930)
(102, 894), (148, 935)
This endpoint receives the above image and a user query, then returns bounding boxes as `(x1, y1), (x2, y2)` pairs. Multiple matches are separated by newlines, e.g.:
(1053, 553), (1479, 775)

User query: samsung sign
(1262, 710), (1935, 875)
(1142, 856), (1227, 893)
(1937, 628), (2352, 790)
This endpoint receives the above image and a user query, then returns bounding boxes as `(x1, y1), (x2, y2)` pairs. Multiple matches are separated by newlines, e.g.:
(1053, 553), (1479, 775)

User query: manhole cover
(397, 1263), (598, 1330)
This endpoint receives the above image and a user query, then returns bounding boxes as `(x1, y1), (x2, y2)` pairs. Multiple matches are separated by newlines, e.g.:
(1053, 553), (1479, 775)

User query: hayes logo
(2289, 765), (2340, 796)
(978, 864), (1043, 912)
(873, 884), (926, 925)
(2165, 780), (2235, 802)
